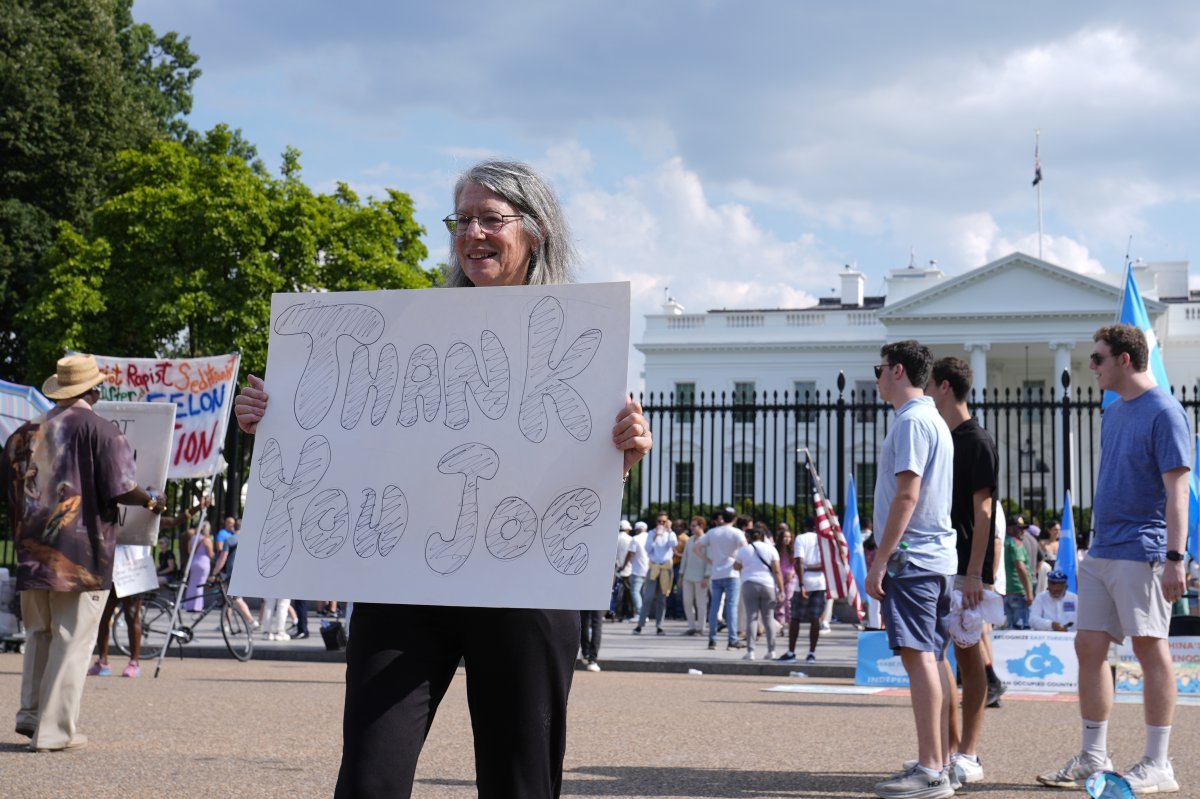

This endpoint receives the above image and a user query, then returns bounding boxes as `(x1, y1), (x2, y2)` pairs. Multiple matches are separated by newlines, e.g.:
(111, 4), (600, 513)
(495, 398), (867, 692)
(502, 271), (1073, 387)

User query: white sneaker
(585, 660), (601, 673)
(951, 752), (984, 784)
(765, 650), (776, 660)
(1123, 757), (1179, 794)
(1036, 751), (1113, 788)
(743, 651), (755, 661)
(875, 765), (954, 799)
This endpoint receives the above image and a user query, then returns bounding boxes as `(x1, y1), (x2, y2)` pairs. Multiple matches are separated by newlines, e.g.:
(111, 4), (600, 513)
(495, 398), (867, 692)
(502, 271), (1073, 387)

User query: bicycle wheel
(220, 603), (254, 661)
(113, 597), (172, 659)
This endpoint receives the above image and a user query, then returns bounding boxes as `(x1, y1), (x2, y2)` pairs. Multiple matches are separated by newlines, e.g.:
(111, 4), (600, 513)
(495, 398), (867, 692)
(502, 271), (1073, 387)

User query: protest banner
(92, 353), (240, 479)
(855, 631), (958, 686)
(230, 283), (631, 609)
(1114, 636), (1200, 695)
(93, 401), (176, 546)
(990, 629), (1078, 691)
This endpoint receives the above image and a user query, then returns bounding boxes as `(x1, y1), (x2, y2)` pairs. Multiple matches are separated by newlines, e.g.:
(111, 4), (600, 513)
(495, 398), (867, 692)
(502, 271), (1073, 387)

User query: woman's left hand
(613, 397), (653, 479)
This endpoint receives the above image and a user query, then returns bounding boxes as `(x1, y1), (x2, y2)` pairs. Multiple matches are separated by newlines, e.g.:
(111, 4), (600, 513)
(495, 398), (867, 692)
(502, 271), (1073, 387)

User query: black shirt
(950, 418), (999, 582)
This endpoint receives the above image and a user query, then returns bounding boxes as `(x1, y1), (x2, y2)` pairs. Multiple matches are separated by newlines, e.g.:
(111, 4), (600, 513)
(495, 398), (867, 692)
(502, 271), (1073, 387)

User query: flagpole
(1035, 129), (1043, 260)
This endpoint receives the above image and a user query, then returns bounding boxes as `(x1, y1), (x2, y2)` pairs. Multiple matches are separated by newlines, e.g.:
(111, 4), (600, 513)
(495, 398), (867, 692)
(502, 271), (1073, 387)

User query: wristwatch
(1165, 550), (1185, 562)
(144, 490), (159, 512)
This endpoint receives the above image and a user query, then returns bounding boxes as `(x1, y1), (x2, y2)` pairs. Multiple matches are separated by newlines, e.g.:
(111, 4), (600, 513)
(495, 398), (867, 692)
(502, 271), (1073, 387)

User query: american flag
(1032, 140), (1043, 186)
(812, 489), (864, 622)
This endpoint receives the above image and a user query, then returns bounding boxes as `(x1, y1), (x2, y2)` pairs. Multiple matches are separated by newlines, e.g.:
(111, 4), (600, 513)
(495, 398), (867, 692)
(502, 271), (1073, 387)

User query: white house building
(633, 252), (1200, 519)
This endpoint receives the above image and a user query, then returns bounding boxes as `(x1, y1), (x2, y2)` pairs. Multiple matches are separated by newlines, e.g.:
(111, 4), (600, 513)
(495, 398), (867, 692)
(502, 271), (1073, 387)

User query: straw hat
(42, 354), (107, 400)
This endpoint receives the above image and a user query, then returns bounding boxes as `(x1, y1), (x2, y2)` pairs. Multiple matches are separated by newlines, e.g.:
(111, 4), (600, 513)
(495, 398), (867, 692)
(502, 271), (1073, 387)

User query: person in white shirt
(635, 513), (678, 635)
(622, 522), (649, 625)
(779, 522), (827, 663)
(613, 520), (635, 621)
(734, 523), (786, 660)
(677, 516), (711, 636)
(696, 508), (747, 651)
(1030, 570), (1078, 632)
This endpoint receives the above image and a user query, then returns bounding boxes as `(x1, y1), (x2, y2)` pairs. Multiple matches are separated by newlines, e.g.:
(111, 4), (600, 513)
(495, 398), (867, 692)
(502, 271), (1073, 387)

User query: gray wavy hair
(446, 160), (578, 287)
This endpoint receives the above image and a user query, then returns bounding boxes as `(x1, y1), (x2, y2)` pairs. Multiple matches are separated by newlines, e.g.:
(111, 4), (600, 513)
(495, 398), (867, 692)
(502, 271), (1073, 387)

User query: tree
(22, 127), (436, 381)
(0, 0), (199, 380)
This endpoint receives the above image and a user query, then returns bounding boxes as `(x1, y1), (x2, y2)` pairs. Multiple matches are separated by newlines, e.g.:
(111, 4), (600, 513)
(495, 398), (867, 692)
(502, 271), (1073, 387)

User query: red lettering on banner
(173, 421), (220, 466)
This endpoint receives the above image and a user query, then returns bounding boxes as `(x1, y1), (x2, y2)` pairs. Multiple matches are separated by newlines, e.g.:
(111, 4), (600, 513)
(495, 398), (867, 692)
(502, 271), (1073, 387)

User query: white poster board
(990, 630), (1079, 692)
(93, 401), (176, 546)
(111, 545), (158, 598)
(231, 283), (631, 609)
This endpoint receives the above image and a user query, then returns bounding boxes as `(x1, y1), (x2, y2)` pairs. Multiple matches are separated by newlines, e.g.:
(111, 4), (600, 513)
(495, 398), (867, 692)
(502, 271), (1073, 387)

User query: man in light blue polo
(865, 340), (956, 799)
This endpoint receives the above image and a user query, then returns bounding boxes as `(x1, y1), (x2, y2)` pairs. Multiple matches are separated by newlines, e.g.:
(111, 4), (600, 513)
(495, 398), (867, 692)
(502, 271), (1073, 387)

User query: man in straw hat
(1, 354), (166, 752)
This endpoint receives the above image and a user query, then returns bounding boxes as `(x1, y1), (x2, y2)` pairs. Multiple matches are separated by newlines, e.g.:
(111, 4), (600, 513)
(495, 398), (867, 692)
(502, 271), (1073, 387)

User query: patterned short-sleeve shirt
(2, 405), (137, 592)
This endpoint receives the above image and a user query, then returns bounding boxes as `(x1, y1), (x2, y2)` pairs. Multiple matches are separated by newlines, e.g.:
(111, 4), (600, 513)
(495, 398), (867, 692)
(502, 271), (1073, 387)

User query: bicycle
(112, 577), (254, 662)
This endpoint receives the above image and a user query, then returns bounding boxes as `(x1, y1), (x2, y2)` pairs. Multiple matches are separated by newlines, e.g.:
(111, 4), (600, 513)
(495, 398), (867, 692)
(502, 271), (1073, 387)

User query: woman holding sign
(233, 160), (653, 799)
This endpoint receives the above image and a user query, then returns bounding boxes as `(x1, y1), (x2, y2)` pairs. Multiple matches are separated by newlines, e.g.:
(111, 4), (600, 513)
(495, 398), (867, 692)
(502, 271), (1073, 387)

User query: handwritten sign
(93, 401), (175, 546)
(231, 283), (631, 609)
(112, 545), (158, 598)
(92, 353), (240, 479)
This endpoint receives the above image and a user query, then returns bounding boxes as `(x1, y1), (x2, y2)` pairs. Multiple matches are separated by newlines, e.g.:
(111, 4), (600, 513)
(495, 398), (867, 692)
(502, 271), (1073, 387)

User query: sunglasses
(1089, 352), (1110, 366)
(874, 363), (891, 379)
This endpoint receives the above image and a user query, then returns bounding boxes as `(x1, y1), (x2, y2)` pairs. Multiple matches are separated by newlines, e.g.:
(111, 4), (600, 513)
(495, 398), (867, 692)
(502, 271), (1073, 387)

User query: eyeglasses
(442, 213), (523, 236)
(874, 363), (892, 379)
(1089, 352), (1109, 366)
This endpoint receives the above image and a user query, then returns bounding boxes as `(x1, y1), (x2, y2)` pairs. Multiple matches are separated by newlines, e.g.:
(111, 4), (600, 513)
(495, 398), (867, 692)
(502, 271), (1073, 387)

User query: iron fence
(622, 371), (1200, 532)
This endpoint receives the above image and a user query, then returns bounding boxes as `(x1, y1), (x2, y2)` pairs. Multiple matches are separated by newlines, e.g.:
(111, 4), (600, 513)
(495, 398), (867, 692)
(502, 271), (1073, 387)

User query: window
(675, 381), (695, 424)
(855, 380), (877, 421)
(855, 462), (877, 495)
(733, 381), (756, 424)
(732, 460), (755, 502)
(1022, 379), (1045, 422)
(794, 380), (817, 422)
(674, 461), (694, 505)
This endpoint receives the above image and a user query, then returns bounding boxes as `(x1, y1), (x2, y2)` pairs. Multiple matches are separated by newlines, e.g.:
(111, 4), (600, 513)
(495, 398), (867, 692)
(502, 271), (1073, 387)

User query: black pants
(293, 599), (308, 636)
(578, 610), (603, 661)
(334, 604), (579, 799)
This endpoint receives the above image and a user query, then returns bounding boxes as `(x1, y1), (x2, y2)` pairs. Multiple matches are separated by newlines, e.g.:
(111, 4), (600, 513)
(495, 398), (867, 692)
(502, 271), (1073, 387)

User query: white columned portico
(965, 342), (990, 404)
(1050, 341), (1075, 509)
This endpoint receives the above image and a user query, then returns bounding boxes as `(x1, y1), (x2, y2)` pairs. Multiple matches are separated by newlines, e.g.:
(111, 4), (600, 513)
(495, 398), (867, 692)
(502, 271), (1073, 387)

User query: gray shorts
(882, 562), (953, 658)
(1077, 555), (1171, 642)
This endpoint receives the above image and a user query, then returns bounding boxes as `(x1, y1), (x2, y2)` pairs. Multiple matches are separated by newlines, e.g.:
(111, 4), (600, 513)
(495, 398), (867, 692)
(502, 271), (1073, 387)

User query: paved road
(3, 651), (1195, 798)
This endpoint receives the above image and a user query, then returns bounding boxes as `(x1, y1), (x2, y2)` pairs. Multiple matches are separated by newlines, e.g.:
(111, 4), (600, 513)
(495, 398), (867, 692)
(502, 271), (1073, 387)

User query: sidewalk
(167, 612), (862, 677)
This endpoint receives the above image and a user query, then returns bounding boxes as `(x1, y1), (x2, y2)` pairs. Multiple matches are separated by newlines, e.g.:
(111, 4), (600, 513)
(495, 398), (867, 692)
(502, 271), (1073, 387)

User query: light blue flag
(1058, 490), (1078, 593)
(1189, 436), (1200, 563)
(1102, 263), (1172, 408)
(844, 475), (868, 598)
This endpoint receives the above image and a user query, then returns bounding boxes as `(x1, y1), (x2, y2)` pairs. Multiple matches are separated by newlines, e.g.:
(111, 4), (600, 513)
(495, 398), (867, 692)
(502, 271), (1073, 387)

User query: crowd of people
(603, 509), (849, 669)
(5, 157), (1198, 799)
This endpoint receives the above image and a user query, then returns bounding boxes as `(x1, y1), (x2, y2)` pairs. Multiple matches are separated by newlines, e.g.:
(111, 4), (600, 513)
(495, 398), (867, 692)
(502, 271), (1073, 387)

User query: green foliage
(0, 0), (199, 380)
(21, 129), (436, 381)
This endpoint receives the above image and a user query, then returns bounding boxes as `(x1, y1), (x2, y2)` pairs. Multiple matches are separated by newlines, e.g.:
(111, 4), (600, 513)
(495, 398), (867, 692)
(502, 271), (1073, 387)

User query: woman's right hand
(234, 374), (269, 435)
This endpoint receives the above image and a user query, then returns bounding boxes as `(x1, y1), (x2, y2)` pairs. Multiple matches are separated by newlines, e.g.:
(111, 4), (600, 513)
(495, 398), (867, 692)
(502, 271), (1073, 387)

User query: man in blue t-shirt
(1039, 324), (1190, 795)
(867, 340), (956, 799)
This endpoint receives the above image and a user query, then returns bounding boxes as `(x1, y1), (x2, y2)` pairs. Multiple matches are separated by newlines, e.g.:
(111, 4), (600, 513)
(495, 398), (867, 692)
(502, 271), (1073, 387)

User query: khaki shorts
(1077, 556), (1170, 642)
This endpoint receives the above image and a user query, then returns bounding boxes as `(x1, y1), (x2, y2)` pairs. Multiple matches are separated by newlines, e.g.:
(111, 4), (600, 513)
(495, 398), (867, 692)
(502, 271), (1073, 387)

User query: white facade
(638, 252), (1200, 401)
(634, 252), (1200, 515)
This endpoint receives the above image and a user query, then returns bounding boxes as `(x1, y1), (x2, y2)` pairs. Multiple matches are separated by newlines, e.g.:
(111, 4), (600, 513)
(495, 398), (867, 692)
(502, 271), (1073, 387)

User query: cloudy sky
(138, 1), (1200, 388)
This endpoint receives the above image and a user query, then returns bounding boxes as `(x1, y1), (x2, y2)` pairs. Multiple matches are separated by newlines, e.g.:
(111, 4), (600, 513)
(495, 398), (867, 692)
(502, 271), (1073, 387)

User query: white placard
(990, 630), (1079, 692)
(93, 401), (176, 546)
(231, 283), (631, 609)
(112, 545), (158, 598)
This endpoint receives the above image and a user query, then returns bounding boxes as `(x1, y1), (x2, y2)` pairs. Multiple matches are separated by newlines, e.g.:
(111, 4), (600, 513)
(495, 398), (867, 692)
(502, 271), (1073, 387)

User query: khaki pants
(18, 589), (107, 749)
